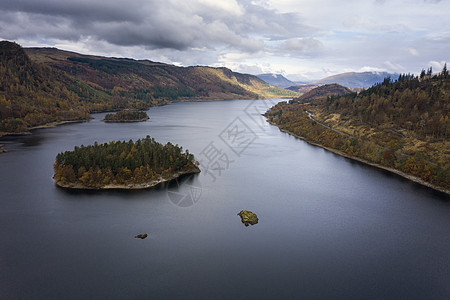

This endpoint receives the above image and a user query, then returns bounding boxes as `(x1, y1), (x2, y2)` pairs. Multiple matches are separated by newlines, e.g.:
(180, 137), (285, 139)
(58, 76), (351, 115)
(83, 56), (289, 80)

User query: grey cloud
(0, 0), (313, 52)
(0, 0), (147, 23)
(280, 38), (324, 55)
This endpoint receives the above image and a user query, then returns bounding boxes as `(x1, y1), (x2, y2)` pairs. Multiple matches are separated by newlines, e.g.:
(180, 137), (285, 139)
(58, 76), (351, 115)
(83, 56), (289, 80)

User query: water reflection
(167, 173), (202, 207)
(20, 135), (47, 147)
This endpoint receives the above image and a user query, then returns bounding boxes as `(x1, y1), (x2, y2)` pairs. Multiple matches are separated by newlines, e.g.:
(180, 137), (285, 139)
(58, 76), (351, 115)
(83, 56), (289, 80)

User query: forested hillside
(324, 72), (449, 139)
(266, 69), (449, 192)
(0, 41), (296, 135)
(25, 47), (296, 100)
(0, 41), (91, 132)
(0, 41), (167, 133)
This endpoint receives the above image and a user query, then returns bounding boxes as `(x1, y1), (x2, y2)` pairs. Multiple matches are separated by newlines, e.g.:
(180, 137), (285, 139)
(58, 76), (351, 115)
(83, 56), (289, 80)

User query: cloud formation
(0, 0), (448, 80)
(0, 0), (309, 52)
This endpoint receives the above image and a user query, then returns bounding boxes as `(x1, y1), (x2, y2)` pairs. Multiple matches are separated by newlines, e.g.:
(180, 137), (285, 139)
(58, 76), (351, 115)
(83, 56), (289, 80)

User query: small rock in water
(134, 233), (148, 239)
(237, 210), (259, 226)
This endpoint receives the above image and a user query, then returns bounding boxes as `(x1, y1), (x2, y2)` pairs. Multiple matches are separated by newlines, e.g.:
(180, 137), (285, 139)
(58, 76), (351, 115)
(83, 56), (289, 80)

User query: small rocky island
(135, 233), (148, 239)
(102, 110), (149, 122)
(238, 210), (259, 226)
(53, 136), (200, 190)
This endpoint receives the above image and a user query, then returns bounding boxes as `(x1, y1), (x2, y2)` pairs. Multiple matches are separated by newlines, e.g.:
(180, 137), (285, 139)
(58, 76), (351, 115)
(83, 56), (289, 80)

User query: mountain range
(314, 71), (398, 89)
(258, 71), (398, 89)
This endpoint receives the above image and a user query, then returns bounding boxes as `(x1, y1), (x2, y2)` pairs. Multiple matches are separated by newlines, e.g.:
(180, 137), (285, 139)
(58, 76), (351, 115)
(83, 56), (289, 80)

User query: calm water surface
(0, 99), (449, 299)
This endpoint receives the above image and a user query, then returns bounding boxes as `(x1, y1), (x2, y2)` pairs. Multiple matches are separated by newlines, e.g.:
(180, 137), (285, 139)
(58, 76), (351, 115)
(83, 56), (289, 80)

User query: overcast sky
(0, 0), (448, 80)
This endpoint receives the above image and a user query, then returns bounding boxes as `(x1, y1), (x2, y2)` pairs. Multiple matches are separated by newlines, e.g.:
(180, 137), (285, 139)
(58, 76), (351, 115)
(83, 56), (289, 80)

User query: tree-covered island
(53, 136), (200, 189)
(102, 110), (149, 122)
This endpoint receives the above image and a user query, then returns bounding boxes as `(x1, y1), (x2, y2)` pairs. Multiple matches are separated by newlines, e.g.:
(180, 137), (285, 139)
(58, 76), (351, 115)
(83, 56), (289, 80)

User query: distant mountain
(256, 73), (296, 88)
(314, 72), (398, 89)
(259, 71), (399, 89)
(291, 84), (353, 103)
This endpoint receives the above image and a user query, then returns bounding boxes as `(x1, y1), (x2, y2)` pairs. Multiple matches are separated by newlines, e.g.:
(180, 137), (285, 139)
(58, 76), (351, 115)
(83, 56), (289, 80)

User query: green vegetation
(324, 72), (449, 139)
(0, 40), (296, 135)
(266, 68), (449, 192)
(0, 41), (90, 133)
(53, 136), (200, 188)
(26, 47), (296, 102)
(0, 41), (165, 134)
(103, 110), (149, 122)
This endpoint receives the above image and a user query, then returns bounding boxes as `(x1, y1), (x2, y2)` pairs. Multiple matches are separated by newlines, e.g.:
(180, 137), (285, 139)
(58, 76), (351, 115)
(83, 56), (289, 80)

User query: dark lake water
(0, 99), (449, 299)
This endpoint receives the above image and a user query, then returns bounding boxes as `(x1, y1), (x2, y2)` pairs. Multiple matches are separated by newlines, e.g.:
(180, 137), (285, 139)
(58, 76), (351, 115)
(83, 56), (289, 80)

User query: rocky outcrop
(237, 210), (259, 226)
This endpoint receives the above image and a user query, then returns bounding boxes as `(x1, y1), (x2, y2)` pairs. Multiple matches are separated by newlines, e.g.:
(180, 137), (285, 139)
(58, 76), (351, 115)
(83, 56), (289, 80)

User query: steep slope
(291, 83), (353, 103)
(266, 72), (450, 193)
(315, 71), (398, 88)
(0, 41), (99, 133)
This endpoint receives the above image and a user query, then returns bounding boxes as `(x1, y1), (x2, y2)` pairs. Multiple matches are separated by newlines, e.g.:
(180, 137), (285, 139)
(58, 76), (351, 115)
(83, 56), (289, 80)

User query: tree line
(103, 110), (149, 122)
(54, 136), (199, 187)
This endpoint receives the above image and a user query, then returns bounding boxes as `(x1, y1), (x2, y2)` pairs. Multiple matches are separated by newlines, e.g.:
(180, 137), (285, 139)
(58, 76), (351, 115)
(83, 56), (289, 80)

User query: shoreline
(0, 119), (89, 139)
(55, 168), (200, 190)
(0, 97), (267, 139)
(267, 120), (450, 196)
(102, 117), (149, 123)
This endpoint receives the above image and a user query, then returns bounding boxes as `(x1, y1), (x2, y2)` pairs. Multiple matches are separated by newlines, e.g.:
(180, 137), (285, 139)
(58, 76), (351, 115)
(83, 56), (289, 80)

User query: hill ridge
(0, 41), (297, 134)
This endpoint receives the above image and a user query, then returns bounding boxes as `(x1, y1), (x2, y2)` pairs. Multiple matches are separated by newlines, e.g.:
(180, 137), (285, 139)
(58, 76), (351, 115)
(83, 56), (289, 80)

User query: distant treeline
(103, 110), (149, 122)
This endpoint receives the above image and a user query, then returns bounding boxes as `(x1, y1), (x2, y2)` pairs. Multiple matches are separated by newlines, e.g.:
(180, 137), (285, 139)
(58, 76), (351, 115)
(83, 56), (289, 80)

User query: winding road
(305, 111), (354, 138)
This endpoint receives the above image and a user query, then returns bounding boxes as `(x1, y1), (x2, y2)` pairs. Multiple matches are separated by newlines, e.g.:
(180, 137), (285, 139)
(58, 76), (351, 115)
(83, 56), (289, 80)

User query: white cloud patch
(383, 61), (405, 72)
(408, 48), (420, 57)
(197, 0), (245, 16)
(358, 66), (387, 73)
(429, 60), (447, 71)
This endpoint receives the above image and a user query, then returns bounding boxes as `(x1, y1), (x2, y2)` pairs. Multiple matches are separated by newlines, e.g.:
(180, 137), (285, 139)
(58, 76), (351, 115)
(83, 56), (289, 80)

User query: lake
(0, 99), (448, 299)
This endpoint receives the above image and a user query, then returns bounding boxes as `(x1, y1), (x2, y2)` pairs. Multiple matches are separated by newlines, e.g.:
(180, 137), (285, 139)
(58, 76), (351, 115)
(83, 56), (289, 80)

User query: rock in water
(237, 210), (259, 226)
(135, 233), (148, 239)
